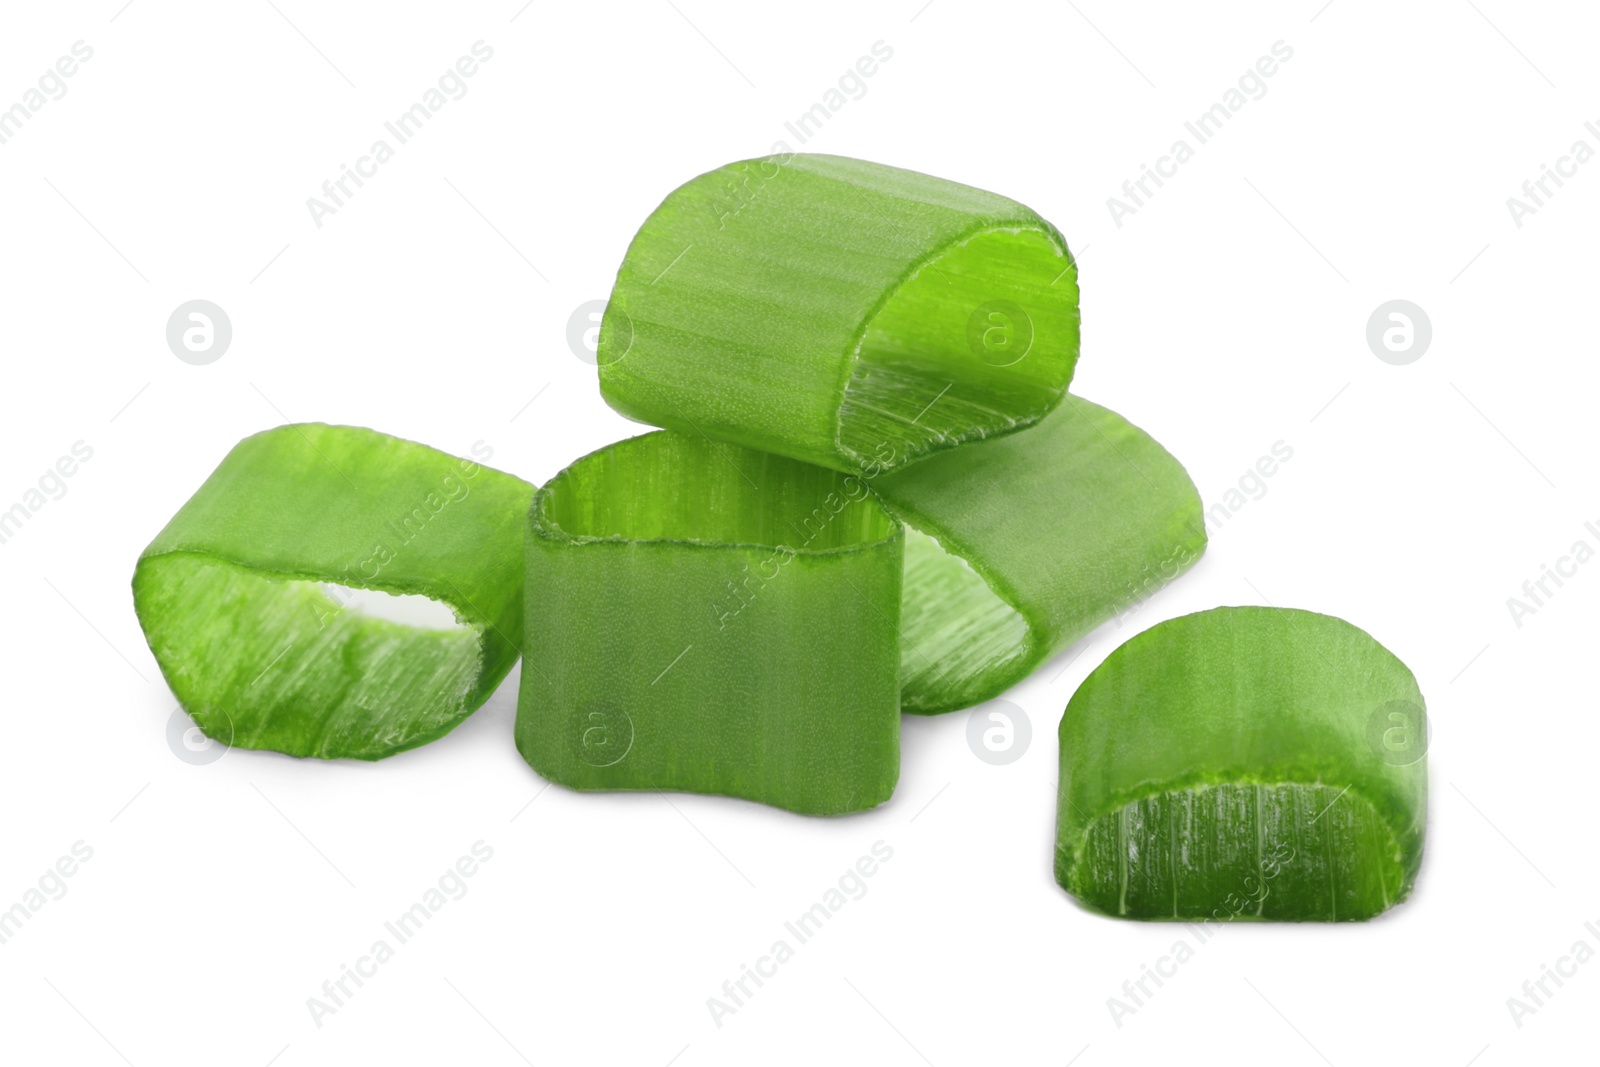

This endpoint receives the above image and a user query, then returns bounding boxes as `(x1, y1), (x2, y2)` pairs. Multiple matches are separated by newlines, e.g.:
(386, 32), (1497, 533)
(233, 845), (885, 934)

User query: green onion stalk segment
(869, 395), (1206, 714)
(1055, 606), (1428, 921)
(516, 431), (902, 816)
(132, 424), (534, 760)
(597, 153), (1081, 475)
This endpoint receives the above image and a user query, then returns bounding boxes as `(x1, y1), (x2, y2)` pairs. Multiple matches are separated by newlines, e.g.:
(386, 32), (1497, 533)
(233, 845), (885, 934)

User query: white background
(1, 1), (1594, 1064)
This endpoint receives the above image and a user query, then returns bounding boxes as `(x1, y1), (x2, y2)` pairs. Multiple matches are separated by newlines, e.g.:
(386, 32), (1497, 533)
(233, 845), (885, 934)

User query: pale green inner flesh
(838, 227), (1074, 468)
(141, 558), (480, 759)
(542, 434), (893, 550)
(898, 525), (1029, 712)
(1070, 783), (1405, 921)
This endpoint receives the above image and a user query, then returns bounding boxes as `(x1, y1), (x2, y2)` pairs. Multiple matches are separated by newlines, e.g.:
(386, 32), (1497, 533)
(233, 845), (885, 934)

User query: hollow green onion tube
(597, 153), (1080, 474)
(516, 431), (903, 815)
(132, 424), (535, 760)
(868, 396), (1205, 714)
(1055, 606), (1428, 921)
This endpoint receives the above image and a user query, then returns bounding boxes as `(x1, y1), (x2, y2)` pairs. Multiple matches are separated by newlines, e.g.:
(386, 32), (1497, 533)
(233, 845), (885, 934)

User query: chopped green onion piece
(869, 396), (1205, 714)
(598, 153), (1080, 474)
(1055, 606), (1428, 921)
(132, 424), (534, 760)
(516, 431), (902, 815)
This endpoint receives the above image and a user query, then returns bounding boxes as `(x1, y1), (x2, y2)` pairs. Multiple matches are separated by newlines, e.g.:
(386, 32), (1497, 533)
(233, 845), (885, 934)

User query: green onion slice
(516, 431), (902, 815)
(869, 396), (1205, 714)
(132, 424), (534, 760)
(1055, 606), (1428, 921)
(598, 153), (1080, 474)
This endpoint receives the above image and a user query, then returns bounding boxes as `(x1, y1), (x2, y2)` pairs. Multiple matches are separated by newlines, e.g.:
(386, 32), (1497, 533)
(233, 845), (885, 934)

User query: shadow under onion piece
(132, 425), (535, 759)
(869, 396), (1205, 714)
(516, 432), (902, 815)
(597, 153), (1081, 474)
(1055, 606), (1428, 921)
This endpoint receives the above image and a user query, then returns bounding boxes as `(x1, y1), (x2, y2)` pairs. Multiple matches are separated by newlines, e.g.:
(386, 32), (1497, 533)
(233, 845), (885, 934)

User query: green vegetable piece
(598, 153), (1080, 474)
(869, 396), (1205, 714)
(516, 431), (902, 815)
(1055, 606), (1428, 921)
(133, 424), (535, 760)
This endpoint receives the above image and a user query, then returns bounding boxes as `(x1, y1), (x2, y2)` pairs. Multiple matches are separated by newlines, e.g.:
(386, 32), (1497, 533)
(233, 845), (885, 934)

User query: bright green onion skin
(870, 396), (1206, 714)
(1056, 607), (1428, 921)
(132, 424), (534, 760)
(516, 432), (902, 816)
(598, 153), (1080, 474)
